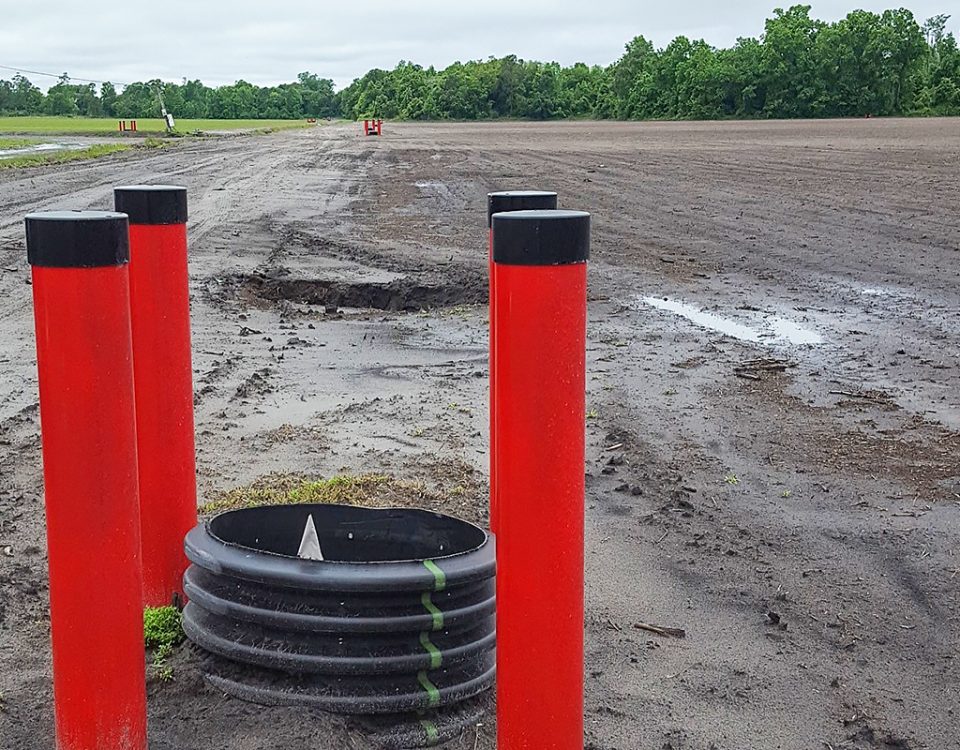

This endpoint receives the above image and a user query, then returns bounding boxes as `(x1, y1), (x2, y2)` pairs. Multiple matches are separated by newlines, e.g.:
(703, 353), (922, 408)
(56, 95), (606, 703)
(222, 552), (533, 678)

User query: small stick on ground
(635, 622), (686, 638)
(736, 358), (792, 371)
(734, 357), (794, 380)
(666, 661), (697, 679)
(829, 390), (890, 403)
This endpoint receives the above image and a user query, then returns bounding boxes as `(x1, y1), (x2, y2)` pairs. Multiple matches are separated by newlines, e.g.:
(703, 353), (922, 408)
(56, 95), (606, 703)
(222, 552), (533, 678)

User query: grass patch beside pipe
(199, 463), (487, 525)
(144, 606), (184, 683)
(200, 474), (402, 515)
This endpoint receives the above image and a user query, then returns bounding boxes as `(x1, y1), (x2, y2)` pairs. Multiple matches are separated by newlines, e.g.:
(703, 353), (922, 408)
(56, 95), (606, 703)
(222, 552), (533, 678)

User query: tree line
(1, 6), (958, 121)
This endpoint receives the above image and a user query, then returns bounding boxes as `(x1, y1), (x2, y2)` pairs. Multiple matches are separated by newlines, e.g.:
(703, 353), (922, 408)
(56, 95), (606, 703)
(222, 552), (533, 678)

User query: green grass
(199, 474), (397, 515)
(0, 137), (37, 149)
(201, 462), (488, 525)
(0, 143), (131, 170)
(144, 606), (184, 683)
(0, 116), (312, 135)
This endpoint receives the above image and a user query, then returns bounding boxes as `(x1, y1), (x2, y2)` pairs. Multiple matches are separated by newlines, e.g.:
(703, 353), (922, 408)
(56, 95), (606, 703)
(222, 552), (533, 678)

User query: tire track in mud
(0, 144), (229, 237)
(0, 128), (363, 428)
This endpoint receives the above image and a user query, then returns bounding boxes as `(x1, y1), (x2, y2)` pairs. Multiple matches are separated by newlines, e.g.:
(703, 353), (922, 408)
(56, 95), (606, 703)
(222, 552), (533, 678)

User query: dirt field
(1, 118), (959, 750)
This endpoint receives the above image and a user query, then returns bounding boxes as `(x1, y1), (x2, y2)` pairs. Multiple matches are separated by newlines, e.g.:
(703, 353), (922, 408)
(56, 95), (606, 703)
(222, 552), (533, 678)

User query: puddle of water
(642, 297), (763, 342)
(281, 256), (405, 285)
(0, 142), (85, 158)
(860, 286), (916, 303)
(768, 317), (823, 345)
(414, 180), (453, 199)
(639, 296), (823, 346)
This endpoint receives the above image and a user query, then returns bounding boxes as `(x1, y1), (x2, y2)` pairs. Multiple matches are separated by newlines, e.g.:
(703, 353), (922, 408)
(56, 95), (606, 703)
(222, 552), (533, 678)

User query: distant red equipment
(118, 120), (138, 132)
(363, 119), (383, 136)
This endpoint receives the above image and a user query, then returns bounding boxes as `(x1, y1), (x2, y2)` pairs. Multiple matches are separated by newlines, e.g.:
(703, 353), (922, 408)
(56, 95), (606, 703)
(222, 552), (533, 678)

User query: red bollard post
(131, 119), (137, 132)
(26, 211), (147, 750)
(492, 209), (590, 750)
(115, 186), (197, 607)
(486, 191), (557, 534)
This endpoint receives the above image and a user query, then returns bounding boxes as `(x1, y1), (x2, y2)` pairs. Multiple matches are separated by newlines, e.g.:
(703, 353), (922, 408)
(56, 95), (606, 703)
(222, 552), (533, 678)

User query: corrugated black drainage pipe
(182, 504), (496, 746)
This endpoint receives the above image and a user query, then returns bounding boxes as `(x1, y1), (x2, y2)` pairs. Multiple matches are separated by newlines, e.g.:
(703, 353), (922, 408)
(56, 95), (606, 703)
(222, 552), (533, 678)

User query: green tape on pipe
(419, 631), (442, 669)
(419, 718), (440, 746)
(417, 670), (441, 708)
(421, 591), (444, 631)
(422, 559), (446, 591)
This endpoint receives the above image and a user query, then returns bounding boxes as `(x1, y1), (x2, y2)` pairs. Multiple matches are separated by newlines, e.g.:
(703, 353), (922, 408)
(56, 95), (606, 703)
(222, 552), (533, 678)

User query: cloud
(1, 0), (956, 90)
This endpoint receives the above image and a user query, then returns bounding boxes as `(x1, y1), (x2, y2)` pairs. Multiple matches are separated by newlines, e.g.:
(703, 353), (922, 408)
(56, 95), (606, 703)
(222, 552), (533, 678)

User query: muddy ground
(1, 118), (959, 750)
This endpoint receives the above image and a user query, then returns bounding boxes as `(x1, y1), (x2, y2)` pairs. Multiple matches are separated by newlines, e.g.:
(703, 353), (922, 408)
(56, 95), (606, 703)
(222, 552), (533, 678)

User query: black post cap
(25, 211), (130, 268)
(114, 185), (188, 225)
(492, 210), (590, 266)
(487, 190), (558, 227)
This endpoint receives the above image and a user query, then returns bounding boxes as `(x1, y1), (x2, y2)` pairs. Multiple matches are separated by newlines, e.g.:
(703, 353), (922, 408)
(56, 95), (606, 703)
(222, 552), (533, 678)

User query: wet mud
(0, 119), (958, 749)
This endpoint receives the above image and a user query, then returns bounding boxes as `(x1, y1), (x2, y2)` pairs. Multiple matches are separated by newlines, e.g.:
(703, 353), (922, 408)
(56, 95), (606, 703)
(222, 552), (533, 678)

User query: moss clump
(199, 461), (488, 526)
(144, 606), (184, 682)
(198, 473), (403, 515)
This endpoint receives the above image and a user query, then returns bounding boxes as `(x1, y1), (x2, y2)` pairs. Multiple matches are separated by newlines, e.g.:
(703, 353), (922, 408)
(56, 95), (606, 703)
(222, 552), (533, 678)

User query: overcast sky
(1, 1), (957, 91)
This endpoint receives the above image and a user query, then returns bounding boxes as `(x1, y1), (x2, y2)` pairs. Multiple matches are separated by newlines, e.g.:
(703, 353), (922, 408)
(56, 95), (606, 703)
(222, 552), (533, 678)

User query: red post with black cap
(26, 211), (147, 750)
(492, 209), (590, 750)
(114, 185), (197, 607)
(486, 191), (557, 534)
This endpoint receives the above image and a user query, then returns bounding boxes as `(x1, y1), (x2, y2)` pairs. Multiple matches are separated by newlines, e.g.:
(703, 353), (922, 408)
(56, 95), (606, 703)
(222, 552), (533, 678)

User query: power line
(0, 63), (131, 87)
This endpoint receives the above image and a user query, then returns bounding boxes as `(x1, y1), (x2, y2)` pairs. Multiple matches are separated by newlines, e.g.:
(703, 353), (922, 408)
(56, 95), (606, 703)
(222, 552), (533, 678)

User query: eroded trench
(222, 269), (486, 313)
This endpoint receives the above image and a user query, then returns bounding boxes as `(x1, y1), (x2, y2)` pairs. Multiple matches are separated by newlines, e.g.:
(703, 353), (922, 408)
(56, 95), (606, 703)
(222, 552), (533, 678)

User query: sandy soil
(0, 118), (959, 750)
